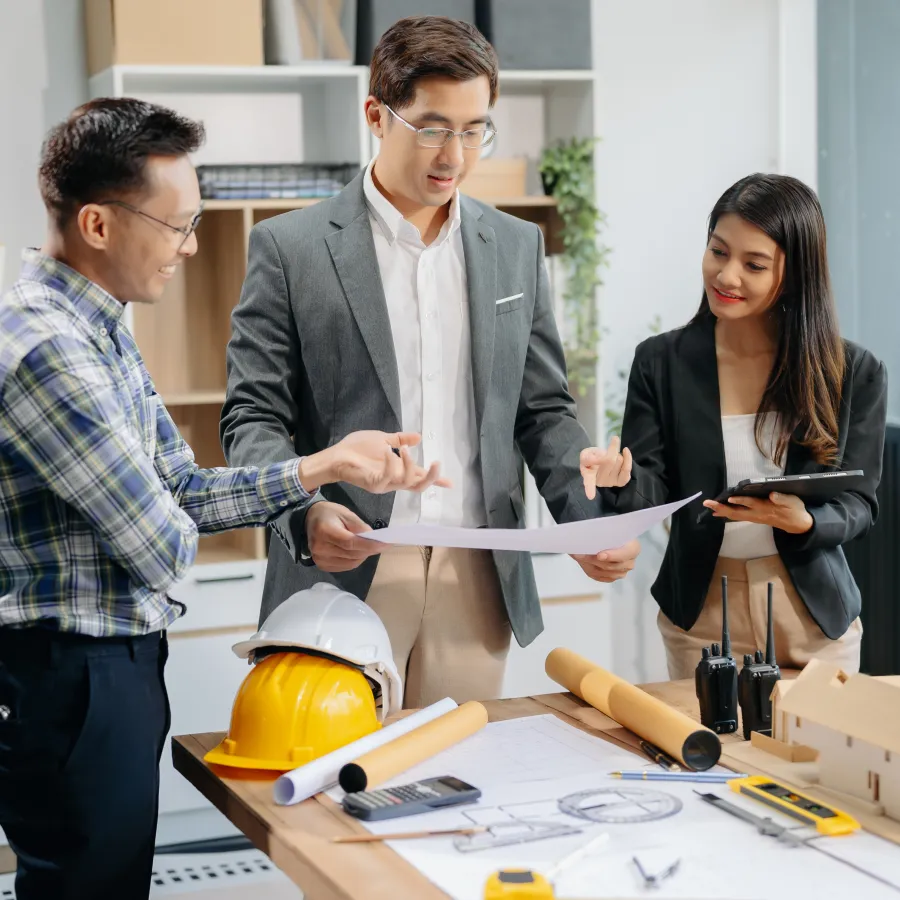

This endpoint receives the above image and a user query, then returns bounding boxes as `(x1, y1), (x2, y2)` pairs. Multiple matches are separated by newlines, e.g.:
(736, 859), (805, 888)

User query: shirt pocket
(140, 390), (159, 459)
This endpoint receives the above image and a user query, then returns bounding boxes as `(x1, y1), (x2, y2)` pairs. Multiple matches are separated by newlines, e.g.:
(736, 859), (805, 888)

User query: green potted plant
(538, 137), (610, 405)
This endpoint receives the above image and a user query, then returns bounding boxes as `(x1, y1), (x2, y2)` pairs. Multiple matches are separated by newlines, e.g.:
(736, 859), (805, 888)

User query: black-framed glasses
(384, 104), (496, 150)
(97, 200), (204, 249)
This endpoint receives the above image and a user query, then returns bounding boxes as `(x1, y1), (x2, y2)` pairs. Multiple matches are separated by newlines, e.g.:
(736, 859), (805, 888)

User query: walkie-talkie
(695, 575), (738, 734)
(737, 582), (782, 740)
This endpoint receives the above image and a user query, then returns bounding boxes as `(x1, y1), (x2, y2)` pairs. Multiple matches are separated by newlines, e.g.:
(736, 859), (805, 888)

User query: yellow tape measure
(728, 775), (860, 836)
(484, 869), (555, 899)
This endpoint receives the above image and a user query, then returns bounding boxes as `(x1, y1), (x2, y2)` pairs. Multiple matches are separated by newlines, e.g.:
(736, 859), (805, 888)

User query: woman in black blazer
(582, 174), (887, 678)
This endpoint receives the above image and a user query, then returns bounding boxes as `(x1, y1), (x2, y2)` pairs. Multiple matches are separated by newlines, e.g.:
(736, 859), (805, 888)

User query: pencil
(332, 825), (487, 843)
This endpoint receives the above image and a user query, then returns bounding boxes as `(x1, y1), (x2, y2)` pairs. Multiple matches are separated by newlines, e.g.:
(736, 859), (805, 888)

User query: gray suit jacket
(220, 172), (605, 647)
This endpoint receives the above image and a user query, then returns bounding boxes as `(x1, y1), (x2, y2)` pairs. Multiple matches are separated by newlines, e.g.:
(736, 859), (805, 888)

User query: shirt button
(280, 500), (288, 507)
(99, 327), (108, 337)
(427, 431), (436, 440)
(426, 373), (435, 381)
(428, 490), (436, 499)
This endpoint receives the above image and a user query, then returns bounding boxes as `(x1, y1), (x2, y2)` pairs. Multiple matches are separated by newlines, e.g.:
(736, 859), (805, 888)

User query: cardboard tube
(546, 648), (721, 771)
(339, 701), (488, 793)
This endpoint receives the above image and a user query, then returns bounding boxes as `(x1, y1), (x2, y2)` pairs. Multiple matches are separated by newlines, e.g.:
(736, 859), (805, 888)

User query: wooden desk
(173, 680), (732, 899)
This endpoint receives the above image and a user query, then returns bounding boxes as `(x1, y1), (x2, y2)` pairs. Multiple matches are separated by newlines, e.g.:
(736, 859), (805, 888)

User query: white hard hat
(232, 582), (403, 718)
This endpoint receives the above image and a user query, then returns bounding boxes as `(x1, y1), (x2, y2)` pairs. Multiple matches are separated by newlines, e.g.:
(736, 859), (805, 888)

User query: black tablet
(711, 470), (866, 505)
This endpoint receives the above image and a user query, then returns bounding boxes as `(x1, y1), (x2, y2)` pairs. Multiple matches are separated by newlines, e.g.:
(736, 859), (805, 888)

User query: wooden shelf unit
(129, 191), (562, 565)
(139, 193), (559, 402)
(92, 53), (600, 566)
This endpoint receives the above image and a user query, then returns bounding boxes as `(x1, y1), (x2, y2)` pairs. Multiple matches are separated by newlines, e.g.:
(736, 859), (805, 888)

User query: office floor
(0, 849), (304, 898)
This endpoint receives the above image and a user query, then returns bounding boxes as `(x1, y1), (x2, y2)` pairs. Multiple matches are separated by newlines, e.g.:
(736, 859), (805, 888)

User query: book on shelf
(197, 162), (361, 200)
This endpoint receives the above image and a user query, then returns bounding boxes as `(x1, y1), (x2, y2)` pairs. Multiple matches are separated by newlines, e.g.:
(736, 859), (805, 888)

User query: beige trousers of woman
(657, 555), (863, 680)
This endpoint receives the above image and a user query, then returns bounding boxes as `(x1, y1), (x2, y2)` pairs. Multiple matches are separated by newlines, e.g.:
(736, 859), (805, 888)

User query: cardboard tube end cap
(681, 730), (722, 771)
(338, 763), (368, 794)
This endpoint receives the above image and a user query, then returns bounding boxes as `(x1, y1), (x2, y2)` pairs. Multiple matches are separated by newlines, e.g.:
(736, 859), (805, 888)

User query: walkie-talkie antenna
(765, 581), (777, 667)
(721, 575), (732, 659)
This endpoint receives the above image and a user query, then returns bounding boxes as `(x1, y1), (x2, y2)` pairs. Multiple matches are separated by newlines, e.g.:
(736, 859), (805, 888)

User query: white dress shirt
(363, 160), (487, 528)
(718, 413), (784, 559)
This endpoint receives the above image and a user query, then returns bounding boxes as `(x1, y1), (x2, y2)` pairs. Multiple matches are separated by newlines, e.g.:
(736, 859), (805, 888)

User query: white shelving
(89, 63), (593, 92)
(86, 13), (610, 831)
(88, 62), (368, 95)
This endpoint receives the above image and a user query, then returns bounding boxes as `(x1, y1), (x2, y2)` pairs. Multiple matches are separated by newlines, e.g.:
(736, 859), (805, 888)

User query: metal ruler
(696, 791), (900, 894)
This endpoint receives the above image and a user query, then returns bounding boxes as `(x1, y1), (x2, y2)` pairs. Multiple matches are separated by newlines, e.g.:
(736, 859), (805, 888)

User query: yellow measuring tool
(484, 869), (555, 899)
(727, 775), (860, 836)
(484, 832), (610, 898)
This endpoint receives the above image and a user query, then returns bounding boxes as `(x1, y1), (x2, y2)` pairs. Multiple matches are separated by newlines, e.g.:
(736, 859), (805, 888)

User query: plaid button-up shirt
(0, 250), (311, 636)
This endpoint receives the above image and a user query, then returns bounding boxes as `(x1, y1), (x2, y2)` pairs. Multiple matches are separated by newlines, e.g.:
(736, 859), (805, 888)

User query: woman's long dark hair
(692, 173), (845, 466)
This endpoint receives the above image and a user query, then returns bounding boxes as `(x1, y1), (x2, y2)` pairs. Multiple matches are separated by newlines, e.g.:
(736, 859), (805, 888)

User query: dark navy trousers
(0, 626), (169, 899)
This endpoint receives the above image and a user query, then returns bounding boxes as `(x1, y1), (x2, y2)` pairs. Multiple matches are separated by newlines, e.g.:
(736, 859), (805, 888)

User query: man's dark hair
(38, 97), (206, 227)
(369, 16), (499, 110)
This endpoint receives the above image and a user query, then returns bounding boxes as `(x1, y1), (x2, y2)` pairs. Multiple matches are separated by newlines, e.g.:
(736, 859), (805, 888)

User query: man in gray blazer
(221, 16), (639, 707)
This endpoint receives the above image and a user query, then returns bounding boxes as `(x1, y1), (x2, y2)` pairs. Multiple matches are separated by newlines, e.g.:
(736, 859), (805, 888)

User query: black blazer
(605, 313), (888, 639)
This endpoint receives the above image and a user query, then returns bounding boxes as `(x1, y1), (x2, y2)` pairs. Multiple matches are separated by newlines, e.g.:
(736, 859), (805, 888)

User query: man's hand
(298, 431), (451, 495)
(305, 502), (384, 572)
(702, 492), (813, 534)
(580, 437), (633, 499)
(571, 538), (640, 583)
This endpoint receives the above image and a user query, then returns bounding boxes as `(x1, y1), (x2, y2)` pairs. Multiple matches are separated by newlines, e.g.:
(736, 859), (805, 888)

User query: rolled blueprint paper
(273, 697), (457, 805)
(338, 701), (489, 793)
(546, 647), (721, 771)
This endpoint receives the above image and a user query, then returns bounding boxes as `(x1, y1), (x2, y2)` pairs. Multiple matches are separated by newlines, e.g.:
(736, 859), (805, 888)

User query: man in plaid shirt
(0, 98), (447, 900)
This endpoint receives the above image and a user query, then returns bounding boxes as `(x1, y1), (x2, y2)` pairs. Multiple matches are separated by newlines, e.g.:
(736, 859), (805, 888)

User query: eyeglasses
(384, 104), (496, 150)
(97, 200), (204, 249)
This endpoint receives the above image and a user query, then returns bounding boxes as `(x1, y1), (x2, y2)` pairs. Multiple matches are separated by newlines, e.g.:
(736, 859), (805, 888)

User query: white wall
(0, 2), (47, 289)
(0, 0), (88, 289)
(592, 0), (817, 683)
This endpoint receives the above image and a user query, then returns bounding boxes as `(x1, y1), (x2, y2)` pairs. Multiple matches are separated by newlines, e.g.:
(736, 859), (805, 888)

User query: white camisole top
(718, 413), (785, 559)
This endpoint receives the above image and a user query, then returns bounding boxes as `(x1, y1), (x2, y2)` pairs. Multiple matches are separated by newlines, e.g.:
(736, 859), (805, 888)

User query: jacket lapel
(460, 200), (497, 429)
(678, 315), (728, 491)
(325, 177), (402, 427)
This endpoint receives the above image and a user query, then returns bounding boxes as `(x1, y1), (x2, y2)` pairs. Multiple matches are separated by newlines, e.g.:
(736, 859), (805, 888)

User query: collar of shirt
(20, 248), (125, 340)
(363, 158), (461, 248)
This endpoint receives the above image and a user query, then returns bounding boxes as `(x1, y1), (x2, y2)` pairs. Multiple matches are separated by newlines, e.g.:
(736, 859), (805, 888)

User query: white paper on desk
(358, 493), (699, 554)
(334, 716), (900, 900)
(272, 697), (456, 805)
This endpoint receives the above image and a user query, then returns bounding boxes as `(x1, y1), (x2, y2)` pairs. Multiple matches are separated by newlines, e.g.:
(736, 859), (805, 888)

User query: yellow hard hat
(204, 651), (381, 772)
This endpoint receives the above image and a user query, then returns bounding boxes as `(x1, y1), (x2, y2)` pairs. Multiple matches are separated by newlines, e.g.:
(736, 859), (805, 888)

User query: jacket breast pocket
(496, 293), (525, 315)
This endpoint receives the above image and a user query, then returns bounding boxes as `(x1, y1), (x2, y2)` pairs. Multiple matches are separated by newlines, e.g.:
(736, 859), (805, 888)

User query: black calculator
(341, 775), (481, 821)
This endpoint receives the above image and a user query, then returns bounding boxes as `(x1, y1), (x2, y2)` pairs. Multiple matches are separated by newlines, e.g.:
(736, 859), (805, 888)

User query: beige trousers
(365, 546), (512, 709)
(657, 555), (863, 680)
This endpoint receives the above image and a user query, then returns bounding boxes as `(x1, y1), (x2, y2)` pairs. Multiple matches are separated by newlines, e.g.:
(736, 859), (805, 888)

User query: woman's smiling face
(702, 213), (785, 321)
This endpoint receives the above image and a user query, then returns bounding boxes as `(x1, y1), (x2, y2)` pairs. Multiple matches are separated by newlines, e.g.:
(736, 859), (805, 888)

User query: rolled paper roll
(272, 697), (458, 806)
(338, 700), (489, 793)
(545, 647), (721, 771)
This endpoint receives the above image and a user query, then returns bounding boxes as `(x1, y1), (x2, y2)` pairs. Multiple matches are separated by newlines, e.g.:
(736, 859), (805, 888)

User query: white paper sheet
(329, 716), (900, 900)
(358, 493), (699, 554)
(273, 697), (457, 805)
